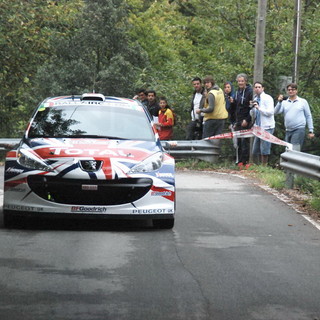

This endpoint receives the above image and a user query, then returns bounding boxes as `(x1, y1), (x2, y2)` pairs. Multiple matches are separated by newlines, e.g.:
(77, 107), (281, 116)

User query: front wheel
(3, 210), (17, 228)
(153, 218), (174, 229)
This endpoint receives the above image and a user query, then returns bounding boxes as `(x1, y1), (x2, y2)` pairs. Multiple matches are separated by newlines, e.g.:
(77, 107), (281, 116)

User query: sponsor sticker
(155, 172), (174, 178)
(151, 191), (172, 196)
(132, 209), (167, 214)
(4, 205), (43, 212)
(6, 167), (24, 174)
(71, 206), (107, 213)
(82, 184), (98, 191)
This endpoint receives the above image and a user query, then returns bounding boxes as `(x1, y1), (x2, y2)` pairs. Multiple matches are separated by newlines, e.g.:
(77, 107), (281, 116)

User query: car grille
(27, 175), (153, 205)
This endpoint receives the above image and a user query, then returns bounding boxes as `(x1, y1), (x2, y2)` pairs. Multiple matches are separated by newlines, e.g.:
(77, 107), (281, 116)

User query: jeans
(185, 120), (202, 140)
(202, 119), (225, 139)
(252, 127), (274, 155)
(285, 128), (306, 148)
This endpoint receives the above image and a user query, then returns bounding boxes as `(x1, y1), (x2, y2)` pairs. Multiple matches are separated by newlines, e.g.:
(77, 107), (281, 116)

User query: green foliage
(0, 0), (320, 151)
(175, 158), (235, 171)
(294, 176), (320, 211)
(310, 198), (320, 212)
(33, 0), (149, 99)
(294, 176), (320, 196)
(251, 165), (286, 189)
(0, 0), (83, 136)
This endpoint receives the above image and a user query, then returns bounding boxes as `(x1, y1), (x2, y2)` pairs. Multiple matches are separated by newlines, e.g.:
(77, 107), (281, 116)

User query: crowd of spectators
(133, 74), (314, 166)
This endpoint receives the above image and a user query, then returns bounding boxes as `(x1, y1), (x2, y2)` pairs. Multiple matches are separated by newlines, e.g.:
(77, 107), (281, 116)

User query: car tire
(153, 218), (174, 229)
(3, 210), (17, 228)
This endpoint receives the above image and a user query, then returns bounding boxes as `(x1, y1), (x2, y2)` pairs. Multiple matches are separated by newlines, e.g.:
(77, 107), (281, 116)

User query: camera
(278, 95), (288, 101)
(249, 100), (259, 108)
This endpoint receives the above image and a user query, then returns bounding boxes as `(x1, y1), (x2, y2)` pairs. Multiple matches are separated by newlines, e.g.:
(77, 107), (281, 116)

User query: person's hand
(229, 97), (234, 103)
(196, 109), (201, 114)
(242, 119), (248, 128)
(308, 132), (315, 139)
(278, 94), (284, 102)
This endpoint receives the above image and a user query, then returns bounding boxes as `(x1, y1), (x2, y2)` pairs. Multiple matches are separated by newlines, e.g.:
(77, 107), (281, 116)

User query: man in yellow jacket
(196, 75), (228, 138)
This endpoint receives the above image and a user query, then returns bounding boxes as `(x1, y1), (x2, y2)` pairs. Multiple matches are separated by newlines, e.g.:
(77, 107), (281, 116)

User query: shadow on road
(0, 214), (157, 232)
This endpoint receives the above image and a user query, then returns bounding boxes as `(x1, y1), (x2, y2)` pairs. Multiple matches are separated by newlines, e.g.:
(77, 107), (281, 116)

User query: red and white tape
(205, 126), (293, 150)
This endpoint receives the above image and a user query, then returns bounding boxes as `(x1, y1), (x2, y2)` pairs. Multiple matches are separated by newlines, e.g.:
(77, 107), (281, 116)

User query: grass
(248, 165), (286, 189)
(176, 159), (320, 215)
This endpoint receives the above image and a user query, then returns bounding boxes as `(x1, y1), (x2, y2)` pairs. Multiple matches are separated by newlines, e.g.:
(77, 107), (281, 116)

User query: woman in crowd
(224, 81), (235, 113)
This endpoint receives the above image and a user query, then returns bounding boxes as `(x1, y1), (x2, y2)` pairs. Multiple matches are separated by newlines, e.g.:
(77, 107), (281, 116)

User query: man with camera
(250, 82), (275, 165)
(185, 77), (206, 140)
(275, 83), (314, 149)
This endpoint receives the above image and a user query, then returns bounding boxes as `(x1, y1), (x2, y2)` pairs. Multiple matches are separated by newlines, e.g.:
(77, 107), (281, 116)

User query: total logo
(49, 148), (135, 157)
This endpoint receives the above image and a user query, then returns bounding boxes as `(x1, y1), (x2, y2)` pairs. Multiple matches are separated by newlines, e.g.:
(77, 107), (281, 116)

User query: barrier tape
(205, 126), (293, 150)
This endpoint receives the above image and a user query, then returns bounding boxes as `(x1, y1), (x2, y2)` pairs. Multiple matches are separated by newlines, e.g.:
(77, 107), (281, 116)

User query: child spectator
(157, 97), (174, 140)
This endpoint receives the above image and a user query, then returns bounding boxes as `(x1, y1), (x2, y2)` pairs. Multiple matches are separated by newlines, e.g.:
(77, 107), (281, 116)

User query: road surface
(0, 169), (319, 320)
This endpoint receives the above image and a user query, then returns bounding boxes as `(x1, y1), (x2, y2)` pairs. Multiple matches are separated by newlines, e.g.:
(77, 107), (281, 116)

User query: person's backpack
(168, 107), (177, 126)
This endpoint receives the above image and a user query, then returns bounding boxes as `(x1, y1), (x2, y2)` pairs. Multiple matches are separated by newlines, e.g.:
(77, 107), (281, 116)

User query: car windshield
(27, 102), (155, 141)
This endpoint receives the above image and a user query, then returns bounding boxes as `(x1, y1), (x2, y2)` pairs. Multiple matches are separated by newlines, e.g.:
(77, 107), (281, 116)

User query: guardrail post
(284, 144), (300, 189)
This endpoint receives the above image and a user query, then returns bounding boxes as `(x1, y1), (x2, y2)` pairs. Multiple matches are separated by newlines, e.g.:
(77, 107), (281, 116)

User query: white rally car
(3, 93), (175, 228)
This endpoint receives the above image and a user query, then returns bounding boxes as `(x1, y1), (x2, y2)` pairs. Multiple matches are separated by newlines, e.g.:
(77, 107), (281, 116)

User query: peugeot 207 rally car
(3, 93), (175, 228)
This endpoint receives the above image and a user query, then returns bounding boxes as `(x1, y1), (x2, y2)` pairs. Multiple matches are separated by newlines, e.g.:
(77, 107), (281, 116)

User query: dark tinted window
(28, 103), (155, 140)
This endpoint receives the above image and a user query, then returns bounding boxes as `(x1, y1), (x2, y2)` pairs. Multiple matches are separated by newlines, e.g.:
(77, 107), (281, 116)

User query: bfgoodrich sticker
(71, 206), (107, 213)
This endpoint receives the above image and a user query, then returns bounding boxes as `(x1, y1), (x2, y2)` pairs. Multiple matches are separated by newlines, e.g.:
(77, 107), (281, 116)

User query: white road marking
(302, 215), (320, 231)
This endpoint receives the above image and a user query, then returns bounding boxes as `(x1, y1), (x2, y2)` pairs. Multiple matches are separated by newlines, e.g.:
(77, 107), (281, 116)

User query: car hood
(16, 138), (163, 179)
(26, 138), (160, 159)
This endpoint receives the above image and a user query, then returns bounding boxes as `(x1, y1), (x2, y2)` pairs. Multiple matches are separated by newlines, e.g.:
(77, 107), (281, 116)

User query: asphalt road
(0, 168), (319, 320)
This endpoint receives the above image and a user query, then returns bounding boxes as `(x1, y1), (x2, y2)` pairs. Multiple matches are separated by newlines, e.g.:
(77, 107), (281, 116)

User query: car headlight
(129, 152), (163, 173)
(17, 147), (53, 172)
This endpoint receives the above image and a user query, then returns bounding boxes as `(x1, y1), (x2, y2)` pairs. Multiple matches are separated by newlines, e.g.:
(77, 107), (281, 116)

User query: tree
(33, 0), (149, 98)
(0, 0), (83, 136)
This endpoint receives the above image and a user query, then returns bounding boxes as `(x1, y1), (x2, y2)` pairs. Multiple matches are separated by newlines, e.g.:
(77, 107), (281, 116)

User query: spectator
(274, 83), (314, 149)
(196, 75), (228, 139)
(224, 81), (235, 113)
(133, 89), (148, 107)
(251, 82), (275, 165)
(185, 77), (205, 140)
(229, 73), (253, 167)
(147, 90), (160, 120)
(157, 97), (174, 140)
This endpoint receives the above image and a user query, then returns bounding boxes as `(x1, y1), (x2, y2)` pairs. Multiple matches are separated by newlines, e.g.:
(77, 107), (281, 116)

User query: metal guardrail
(280, 149), (320, 181)
(0, 138), (20, 150)
(161, 140), (220, 163)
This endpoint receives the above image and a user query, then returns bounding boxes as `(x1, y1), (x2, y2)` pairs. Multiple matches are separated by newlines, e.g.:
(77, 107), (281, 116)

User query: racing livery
(3, 93), (175, 228)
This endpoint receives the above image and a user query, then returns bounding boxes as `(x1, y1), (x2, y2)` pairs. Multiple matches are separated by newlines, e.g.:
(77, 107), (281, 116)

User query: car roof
(41, 94), (144, 111)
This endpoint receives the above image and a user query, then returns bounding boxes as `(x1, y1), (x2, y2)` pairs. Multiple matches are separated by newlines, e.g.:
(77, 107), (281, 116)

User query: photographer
(274, 83), (314, 149)
(251, 82), (275, 165)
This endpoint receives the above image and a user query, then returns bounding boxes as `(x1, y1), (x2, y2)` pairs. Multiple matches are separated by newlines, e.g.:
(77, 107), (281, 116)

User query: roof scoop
(81, 93), (105, 101)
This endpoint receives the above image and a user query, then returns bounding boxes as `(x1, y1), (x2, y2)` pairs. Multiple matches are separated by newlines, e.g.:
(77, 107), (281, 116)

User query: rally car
(3, 93), (175, 228)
